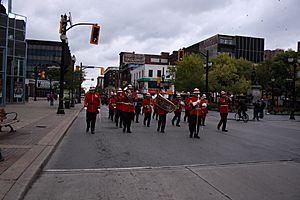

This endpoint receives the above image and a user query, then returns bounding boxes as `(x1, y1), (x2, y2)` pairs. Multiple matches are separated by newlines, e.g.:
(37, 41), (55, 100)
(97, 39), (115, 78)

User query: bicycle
(234, 111), (249, 123)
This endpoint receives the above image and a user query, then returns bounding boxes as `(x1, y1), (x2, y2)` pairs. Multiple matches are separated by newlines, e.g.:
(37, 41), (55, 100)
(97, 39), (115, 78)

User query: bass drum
(154, 94), (176, 113)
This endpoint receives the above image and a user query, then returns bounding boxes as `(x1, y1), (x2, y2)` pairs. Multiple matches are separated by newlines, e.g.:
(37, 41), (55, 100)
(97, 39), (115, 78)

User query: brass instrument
(154, 94), (176, 113)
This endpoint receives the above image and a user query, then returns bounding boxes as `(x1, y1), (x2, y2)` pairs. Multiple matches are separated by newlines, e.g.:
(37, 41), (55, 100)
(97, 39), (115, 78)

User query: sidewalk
(0, 100), (82, 200)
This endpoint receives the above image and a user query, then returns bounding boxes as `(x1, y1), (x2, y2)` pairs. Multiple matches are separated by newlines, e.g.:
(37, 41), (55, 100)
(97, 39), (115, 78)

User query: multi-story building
(97, 76), (104, 89)
(119, 52), (173, 94)
(0, 4), (27, 105)
(26, 39), (71, 98)
(183, 34), (264, 63)
(264, 49), (284, 61)
(103, 66), (119, 89)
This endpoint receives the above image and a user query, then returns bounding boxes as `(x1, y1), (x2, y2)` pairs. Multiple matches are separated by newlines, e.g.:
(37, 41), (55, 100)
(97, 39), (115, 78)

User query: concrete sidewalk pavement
(0, 100), (82, 200)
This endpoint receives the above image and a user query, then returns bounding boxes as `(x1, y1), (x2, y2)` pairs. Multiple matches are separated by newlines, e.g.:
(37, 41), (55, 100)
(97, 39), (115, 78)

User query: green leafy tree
(169, 53), (205, 91)
(209, 54), (250, 94)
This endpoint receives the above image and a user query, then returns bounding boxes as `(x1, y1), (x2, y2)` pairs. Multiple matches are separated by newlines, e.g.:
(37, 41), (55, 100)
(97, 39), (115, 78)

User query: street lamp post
(271, 78), (275, 109)
(287, 58), (299, 120)
(71, 55), (76, 107)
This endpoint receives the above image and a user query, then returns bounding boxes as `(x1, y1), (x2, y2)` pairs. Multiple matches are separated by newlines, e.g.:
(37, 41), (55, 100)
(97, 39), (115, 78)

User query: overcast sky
(2, 0), (300, 87)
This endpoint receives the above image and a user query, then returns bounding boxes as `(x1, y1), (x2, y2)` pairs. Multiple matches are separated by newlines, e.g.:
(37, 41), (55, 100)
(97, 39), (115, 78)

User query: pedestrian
(259, 98), (266, 119)
(142, 92), (153, 127)
(108, 92), (116, 121)
(115, 88), (123, 128)
(217, 91), (230, 132)
(157, 90), (168, 133)
(237, 99), (247, 120)
(184, 92), (191, 122)
(253, 99), (260, 121)
(188, 88), (202, 138)
(134, 90), (142, 123)
(200, 94), (208, 126)
(121, 84), (137, 133)
(84, 86), (101, 134)
(171, 93), (183, 127)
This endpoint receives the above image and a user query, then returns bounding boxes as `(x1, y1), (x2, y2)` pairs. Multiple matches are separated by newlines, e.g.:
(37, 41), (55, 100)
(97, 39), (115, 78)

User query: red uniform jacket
(142, 98), (153, 113)
(108, 97), (116, 110)
(190, 96), (203, 116)
(219, 97), (229, 113)
(84, 92), (101, 113)
(200, 99), (208, 114)
(116, 95), (123, 111)
(172, 98), (183, 113)
(184, 97), (192, 111)
(122, 92), (137, 113)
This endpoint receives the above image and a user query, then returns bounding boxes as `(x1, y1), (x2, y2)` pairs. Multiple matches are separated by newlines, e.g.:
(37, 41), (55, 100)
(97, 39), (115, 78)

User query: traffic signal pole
(57, 13), (99, 113)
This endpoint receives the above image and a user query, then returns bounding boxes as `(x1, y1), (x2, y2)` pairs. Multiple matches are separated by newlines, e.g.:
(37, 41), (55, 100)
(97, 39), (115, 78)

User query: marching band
(91, 85), (231, 138)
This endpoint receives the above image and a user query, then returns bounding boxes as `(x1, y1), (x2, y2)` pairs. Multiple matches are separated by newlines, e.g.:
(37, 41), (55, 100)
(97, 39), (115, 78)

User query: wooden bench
(0, 108), (19, 132)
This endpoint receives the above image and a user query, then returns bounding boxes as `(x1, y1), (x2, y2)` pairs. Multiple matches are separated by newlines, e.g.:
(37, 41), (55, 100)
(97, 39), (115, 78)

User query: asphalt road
(23, 106), (300, 200)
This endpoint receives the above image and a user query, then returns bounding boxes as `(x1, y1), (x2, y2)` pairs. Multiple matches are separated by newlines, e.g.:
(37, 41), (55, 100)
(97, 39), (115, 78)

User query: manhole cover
(36, 125), (47, 128)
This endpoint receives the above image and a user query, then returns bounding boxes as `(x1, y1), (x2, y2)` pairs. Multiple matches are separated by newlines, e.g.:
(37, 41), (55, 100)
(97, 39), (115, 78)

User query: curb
(2, 108), (83, 200)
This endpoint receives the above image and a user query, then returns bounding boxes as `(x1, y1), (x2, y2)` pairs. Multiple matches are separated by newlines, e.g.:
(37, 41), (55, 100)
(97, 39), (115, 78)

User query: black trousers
(253, 109), (259, 120)
(115, 110), (123, 127)
(108, 108), (114, 121)
(157, 114), (166, 132)
(184, 110), (190, 122)
(189, 115), (202, 136)
(153, 109), (158, 120)
(202, 114), (206, 125)
(122, 112), (134, 132)
(172, 112), (181, 125)
(86, 111), (97, 132)
(144, 112), (151, 127)
(217, 113), (228, 131)
(135, 109), (141, 122)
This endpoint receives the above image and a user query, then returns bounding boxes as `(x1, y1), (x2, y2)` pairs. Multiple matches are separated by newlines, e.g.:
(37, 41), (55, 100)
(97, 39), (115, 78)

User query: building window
(149, 69), (153, 77)
(142, 70), (144, 77)
(139, 71), (141, 78)
(157, 70), (161, 77)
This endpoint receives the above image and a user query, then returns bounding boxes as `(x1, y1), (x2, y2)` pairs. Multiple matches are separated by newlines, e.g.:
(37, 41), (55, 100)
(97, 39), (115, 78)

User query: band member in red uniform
(115, 88), (123, 128)
(84, 87), (101, 134)
(122, 84), (137, 133)
(157, 90), (168, 133)
(142, 92), (153, 127)
(108, 92), (116, 121)
(171, 93), (183, 127)
(200, 94), (208, 126)
(217, 91), (230, 132)
(184, 92), (191, 122)
(188, 88), (202, 138)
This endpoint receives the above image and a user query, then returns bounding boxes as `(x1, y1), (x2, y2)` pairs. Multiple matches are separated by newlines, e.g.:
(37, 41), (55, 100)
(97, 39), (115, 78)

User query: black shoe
(147, 125), (150, 127)
(86, 127), (89, 132)
(0, 157), (4, 162)
(123, 128), (126, 133)
(172, 121), (174, 126)
(91, 131), (95, 134)
(127, 130), (132, 133)
(136, 121), (139, 123)
(161, 131), (165, 133)
(176, 124), (180, 127)
(189, 134), (193, 138)
(194, 135), (200, 139)
(222, 130), (228, 132)
(217, 126), (220, 130)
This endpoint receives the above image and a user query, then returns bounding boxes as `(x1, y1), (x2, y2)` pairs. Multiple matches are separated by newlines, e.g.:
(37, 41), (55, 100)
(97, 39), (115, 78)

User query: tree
(209, 54), (250, 94)
(169, 53), (205, 92)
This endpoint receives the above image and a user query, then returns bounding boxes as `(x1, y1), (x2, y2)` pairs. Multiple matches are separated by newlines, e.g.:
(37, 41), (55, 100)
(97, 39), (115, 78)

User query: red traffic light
(90, 24), (100, 45)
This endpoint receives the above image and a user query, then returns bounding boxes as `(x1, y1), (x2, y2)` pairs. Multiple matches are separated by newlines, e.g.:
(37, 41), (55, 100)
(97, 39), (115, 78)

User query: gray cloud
(3, 0), (299, 84)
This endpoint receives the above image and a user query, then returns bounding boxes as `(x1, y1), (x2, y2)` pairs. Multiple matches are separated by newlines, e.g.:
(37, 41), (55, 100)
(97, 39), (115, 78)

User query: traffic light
(59, 15), (63, 34)
(90, 24), (100, 45)
(41, 71), (46, 79)
(178, 49), (184, 62)
(100, 67), (104, 75)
